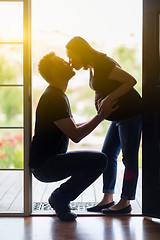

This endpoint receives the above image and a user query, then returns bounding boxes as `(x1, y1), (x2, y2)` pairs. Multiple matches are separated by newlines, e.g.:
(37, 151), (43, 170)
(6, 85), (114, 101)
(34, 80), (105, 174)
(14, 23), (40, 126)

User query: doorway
(31, 0), (142, 215)
(0, 0), (142, 216)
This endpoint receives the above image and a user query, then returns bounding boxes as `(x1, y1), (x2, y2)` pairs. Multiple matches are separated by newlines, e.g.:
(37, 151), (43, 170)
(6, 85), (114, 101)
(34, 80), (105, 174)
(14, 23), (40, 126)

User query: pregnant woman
(66, 36), (142, 214)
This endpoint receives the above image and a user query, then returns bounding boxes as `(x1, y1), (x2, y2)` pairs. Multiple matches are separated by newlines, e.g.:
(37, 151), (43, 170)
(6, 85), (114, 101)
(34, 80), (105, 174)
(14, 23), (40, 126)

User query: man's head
(38, 52), (75, 85)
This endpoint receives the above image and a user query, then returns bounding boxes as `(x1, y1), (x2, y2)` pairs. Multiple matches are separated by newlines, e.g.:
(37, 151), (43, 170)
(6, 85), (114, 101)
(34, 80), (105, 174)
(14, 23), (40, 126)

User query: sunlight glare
(0, 2), (23, 42)
(32, 0), (142, 53)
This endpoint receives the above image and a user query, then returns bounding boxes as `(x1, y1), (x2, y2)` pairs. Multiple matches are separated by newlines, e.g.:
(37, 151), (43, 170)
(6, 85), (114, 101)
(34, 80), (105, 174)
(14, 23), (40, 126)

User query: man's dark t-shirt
(29, 85), (72, 169)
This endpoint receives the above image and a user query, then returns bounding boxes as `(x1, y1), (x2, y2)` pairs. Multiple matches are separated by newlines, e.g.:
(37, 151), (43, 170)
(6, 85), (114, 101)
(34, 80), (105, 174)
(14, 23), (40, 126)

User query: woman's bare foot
(96, 193), (114, 206)
(109, 199), (130, 210)
(87, 193), (115, 212)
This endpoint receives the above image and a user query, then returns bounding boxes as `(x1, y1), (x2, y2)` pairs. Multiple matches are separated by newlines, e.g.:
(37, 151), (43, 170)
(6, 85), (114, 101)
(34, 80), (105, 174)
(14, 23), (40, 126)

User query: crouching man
(29, 52), (116, 221)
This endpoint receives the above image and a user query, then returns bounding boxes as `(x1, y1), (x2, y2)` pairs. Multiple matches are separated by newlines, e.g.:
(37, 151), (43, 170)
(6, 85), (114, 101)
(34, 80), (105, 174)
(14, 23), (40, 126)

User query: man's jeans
(102, 114), (142, 200)
(33, 151), (107, 203)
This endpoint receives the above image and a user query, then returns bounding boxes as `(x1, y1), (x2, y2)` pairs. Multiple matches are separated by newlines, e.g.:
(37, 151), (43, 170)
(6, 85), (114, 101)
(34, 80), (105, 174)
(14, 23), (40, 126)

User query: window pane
(0, 129), (23, 169)
(0, 87), (23, 127)
(0, 170), (23, 213)
(0, 2), (23, 42)
(0, 44), (23, 85)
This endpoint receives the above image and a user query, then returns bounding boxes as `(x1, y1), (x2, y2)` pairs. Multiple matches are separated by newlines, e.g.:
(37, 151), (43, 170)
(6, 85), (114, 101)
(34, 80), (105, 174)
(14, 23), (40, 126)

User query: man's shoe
(48, 193), (77, 221)
(102, 204), (132, 214)
(87, 201), (115, 212)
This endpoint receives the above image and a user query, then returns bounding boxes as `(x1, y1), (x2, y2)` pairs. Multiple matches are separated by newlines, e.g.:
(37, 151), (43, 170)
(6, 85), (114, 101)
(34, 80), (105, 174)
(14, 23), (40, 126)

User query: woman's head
(66, 36), (95, 70)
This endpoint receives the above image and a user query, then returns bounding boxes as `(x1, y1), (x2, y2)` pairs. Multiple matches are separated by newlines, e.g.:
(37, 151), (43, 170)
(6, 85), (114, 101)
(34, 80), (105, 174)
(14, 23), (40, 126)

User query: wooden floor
(0, 170), (23, 213)
(0, 216), (160, 240)
(0, 163), (142, 214)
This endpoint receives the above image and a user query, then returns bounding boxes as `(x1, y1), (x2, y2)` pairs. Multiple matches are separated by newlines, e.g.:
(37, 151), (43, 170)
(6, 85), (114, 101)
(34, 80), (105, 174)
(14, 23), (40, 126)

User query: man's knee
(95, 152), (108, 171)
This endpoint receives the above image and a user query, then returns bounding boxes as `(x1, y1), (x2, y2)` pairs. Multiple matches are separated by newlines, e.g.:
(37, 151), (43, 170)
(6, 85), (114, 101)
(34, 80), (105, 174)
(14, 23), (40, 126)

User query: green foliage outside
(0, 46), (23, 168)
(0, 52), (22, 125)
(111, 44), (142, 95)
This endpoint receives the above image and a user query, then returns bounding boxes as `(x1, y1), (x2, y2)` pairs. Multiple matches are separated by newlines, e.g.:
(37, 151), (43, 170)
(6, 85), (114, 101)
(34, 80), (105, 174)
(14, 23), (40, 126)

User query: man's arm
(54, 114), (103, 143)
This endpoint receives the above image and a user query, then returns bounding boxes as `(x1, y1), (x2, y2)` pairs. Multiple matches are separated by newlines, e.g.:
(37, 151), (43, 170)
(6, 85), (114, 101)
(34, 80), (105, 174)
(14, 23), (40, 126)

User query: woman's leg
(33, 150), (107, 203)
(93, 122), (121, 206)
(109, 114), (142, 210)
(120, 115), (142, 199)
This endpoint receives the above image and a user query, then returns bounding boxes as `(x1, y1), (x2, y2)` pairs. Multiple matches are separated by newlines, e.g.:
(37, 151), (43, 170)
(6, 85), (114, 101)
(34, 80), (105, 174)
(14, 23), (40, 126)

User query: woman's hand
(98, 97), (119, 118)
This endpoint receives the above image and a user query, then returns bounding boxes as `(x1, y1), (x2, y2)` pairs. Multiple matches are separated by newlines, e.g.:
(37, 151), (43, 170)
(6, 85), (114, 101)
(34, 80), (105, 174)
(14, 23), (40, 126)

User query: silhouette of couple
(29, 37), (142, 221)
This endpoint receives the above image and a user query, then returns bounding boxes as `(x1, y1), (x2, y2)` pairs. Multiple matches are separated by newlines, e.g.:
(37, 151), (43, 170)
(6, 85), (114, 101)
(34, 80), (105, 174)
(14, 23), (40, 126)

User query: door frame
(0, 0), (32, 217)
(142, 0), (160, 218)
(23, 0), (32, 216)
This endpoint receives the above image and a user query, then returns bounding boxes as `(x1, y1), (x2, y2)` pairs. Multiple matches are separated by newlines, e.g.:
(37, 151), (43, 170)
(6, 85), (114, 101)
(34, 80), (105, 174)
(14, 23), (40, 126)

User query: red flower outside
(0, 142), (3, 148)
(0, 153), (7, 159)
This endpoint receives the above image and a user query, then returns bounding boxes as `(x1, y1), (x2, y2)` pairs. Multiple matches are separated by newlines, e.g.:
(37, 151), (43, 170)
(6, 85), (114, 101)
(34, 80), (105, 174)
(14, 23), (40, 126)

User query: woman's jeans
(102, 114), (142, 200)
(32, 151), (107, 203)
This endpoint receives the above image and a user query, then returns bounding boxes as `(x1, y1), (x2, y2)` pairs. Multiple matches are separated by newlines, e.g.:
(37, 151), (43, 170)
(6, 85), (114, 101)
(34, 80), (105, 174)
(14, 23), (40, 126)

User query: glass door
(0, 0), (31, 216)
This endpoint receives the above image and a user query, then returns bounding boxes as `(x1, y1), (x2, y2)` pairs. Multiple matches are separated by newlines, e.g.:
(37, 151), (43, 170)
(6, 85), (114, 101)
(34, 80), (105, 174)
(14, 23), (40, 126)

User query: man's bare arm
(54, 115), (103, 143)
